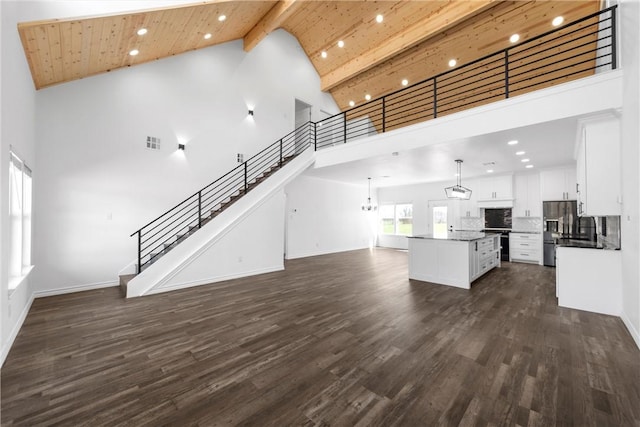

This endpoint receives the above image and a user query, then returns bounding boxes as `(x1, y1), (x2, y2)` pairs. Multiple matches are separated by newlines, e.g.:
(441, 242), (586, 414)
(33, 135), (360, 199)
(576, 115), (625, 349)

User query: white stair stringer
(125, 148), (316, 298)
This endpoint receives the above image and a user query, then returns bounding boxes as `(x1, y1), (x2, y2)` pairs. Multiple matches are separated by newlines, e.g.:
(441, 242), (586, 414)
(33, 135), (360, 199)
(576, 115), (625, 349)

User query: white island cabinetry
(408, 233), (500, 289)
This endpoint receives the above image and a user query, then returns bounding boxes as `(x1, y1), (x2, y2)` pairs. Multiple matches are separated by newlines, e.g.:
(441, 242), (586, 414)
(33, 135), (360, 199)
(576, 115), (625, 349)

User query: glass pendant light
(361, 177), (377, 211)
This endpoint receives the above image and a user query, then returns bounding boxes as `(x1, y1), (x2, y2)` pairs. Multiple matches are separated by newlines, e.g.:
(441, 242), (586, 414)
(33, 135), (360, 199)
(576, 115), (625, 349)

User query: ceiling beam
(243, 0), (300, 52)
(320, 0), (498, 92)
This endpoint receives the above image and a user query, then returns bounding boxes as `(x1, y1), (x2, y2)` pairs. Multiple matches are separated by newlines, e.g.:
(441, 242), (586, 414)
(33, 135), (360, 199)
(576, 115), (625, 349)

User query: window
(433, 206), (448, 239)
(379, 203), (413, 235)
(9, 151), (33, 290)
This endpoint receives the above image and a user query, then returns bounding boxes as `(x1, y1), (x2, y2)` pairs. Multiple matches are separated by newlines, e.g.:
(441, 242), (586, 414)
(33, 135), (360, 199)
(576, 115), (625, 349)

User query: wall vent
(146, 136), (161, 150)
(237, 153), (244, 163)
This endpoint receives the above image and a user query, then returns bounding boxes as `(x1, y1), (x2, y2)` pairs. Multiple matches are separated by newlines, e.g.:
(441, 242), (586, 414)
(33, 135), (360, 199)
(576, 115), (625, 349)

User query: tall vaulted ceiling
(18, 0), (599, 110)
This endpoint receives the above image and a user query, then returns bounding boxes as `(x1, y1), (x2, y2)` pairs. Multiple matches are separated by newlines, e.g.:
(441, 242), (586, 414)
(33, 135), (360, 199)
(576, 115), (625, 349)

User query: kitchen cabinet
(408, 233), (500, 289)
(509, 233), (541, 264)
(539, 167), (577, 201)
(513, 173), (541, 217)
(458, 198), (480, 218)
(476, 175), (513, 201)
(576, 115), (621, 216)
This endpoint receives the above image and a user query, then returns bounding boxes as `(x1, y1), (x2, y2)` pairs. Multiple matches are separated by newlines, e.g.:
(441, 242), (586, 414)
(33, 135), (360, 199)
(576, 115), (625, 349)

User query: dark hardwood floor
(2, 248), (639, 426)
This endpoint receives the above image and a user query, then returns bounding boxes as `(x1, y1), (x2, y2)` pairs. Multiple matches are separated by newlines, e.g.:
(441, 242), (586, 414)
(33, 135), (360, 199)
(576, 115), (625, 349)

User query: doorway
(294, 99), (312, 154)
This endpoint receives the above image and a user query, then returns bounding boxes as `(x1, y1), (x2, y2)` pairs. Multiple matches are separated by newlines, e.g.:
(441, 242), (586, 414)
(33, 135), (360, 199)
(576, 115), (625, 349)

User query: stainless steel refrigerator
(542, 201), (596, 266)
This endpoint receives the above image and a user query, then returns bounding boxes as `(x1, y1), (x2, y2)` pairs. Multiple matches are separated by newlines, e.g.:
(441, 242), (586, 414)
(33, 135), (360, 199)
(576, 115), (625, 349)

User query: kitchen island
(408, 232), (501, 289)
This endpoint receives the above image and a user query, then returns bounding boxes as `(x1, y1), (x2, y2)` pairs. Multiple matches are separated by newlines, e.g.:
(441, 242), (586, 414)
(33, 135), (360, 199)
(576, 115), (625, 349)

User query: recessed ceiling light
(526, 164), (534, 168)
(509, 34), (520, 43)
(521, 158), (530, 163)
(218, 15), (227, 22)
(137, 28), (147, 36)
(129, 49), (139, 56)
(448, 59), (457, 67)
(349, 100), (355, 107)
(204, 33), (212, 40)
(507, 140), (518, 145)
(552, 16), (564, 27)
(376, 14), (384, 23)
(321, 51), (327, 59)
(487, 169), (494, 173)
(365, 94), (371, 101)
(516, 151), (525, 155)
(401, 79), (408, 86)
(338, 40), (345, 48)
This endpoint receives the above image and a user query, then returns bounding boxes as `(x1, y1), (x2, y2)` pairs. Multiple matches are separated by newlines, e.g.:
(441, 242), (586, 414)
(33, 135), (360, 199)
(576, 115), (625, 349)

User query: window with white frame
(379, 203), (413, 236)
(9, 151), (33, 289)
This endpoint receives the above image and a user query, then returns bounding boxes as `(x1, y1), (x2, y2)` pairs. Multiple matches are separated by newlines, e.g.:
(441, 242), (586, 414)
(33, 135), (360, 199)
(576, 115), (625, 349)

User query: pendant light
(445, 159), (472, 200)
(361, 177), (377, 211)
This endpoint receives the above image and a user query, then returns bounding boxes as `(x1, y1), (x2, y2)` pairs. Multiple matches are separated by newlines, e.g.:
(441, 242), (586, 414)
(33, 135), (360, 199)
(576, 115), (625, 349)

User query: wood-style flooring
(2, 248), (639, 426)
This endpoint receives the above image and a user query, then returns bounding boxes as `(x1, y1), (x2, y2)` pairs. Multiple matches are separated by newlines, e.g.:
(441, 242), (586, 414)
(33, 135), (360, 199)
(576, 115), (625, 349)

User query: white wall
(285, 175), (375, 259)
(31, 27), (337, 295)
(154, 190), (286, 293)
(1, 1), (38, 364)
(620, 0), (640, 348)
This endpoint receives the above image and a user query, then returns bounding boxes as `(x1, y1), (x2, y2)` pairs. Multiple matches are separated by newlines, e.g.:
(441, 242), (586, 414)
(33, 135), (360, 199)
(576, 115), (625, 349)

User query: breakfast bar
(408, 232), (501, 289)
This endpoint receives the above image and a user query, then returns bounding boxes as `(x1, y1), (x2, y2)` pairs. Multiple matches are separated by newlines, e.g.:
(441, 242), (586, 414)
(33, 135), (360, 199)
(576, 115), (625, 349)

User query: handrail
(130, 6), (617, 273)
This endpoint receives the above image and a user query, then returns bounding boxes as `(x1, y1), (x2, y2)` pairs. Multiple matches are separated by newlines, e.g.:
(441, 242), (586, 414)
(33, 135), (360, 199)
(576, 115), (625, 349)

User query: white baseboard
(286, 245), (370, 260)
(620, 310), (640, 350)
(1, 292), (35, 367)
(34, 280), (119, 298)
(147, 265), (284, 295)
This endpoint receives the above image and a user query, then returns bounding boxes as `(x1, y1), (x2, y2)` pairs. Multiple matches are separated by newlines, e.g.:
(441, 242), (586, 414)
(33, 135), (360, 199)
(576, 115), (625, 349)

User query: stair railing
(130, 6), (617, 273)
(131, 121), (315, 272)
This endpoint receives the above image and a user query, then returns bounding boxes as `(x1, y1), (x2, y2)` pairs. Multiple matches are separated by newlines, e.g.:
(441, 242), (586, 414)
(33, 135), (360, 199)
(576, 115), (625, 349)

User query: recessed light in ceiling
(338, 40), (345, 48)
(552, 16), (564, 27)
(349, 100), (355, 107)
(521, 158), (530, 163)
(516, 151), (525, 155)
(509, 34), (520, 43)
(376, 14), (384, 23)
(487, 169), (494, 173)
(129, 49), (139, 56)
(321, 51), (327, 59)
(218, 15), (227, 22)
(526, 164), (534, 168)
(401, 79), (408, 86)
(365, 94), (371, 101)
(507, 140), (518, 145)
(137, 28), (147, 36)
(448, 59), (457, 67)
(204, 33), (212, 40)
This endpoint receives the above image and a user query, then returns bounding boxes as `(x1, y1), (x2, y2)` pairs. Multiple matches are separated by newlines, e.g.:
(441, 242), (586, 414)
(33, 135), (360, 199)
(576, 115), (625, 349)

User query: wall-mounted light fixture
(178, 143), (185, 150)
(248, 109), (254, 116)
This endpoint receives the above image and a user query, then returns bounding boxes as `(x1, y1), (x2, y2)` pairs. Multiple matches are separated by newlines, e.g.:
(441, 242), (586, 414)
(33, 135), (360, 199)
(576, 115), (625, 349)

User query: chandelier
(444, 159), (472, 200)
(361, 177), (377, 211)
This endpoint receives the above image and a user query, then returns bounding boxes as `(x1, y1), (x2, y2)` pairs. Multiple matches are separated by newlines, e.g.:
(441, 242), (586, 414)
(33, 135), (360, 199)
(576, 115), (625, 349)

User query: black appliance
(542, 201), (597, 266)
(484, 208), (512, 230)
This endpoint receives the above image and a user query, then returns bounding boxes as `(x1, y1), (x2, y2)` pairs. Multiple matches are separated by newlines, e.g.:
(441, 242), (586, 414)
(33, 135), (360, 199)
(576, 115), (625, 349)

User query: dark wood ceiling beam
(243, 0), (301, 52)
(320, 0), (498, 92)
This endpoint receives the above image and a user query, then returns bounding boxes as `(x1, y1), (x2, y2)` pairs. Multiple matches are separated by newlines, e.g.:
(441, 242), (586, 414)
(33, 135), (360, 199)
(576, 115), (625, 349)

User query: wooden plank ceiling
(19, 0), (600, 109)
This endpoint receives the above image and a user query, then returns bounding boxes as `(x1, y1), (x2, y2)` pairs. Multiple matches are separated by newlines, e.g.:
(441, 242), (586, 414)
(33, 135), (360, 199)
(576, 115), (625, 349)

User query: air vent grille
(146, 136), (161, 150)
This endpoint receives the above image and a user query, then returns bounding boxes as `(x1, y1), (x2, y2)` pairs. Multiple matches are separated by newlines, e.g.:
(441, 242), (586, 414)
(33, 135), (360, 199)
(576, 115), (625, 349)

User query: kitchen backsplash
(597, 216), (621, 249)
(460, 217), (483, 230)
(512, 217), (542, 232)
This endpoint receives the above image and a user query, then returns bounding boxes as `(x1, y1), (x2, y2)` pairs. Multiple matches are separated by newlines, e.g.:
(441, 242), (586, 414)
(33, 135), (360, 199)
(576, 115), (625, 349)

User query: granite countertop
(556, 238), (620, 250)
(410, 232), (498, 241)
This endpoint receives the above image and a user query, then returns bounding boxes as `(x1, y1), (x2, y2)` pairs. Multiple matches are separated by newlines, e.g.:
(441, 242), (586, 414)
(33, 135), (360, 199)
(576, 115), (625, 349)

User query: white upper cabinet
(476, 175), (513, 201)
(540, 167), (577, 201)
(514, 173), (541, 217)
(576, 115), (621, 216)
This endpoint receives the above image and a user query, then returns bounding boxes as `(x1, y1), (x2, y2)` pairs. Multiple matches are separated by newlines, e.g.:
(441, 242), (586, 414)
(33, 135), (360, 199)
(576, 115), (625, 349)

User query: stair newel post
(198, 191), (202, 229)
(279, 139), (283, 168)
(244, 162), (248, 194)
(137, 231), (142, 274)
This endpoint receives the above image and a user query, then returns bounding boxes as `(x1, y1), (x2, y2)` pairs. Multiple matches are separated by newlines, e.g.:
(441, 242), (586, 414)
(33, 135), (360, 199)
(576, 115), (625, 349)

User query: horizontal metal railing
(130, 6), (616, 273)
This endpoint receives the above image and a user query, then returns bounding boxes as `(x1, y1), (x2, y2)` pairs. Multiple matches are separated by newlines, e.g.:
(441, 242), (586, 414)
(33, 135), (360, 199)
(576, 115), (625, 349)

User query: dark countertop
(410, 232), (499, 242)
(556, 238), (619, 250)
